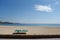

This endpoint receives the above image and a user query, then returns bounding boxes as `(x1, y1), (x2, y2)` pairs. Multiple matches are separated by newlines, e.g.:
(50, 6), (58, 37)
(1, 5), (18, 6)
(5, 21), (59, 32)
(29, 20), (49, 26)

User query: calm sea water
(0, 23), (60, 27)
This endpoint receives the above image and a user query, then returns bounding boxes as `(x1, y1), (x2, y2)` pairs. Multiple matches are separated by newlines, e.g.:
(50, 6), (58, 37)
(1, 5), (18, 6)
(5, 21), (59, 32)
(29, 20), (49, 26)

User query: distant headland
(0, 21), (14, 24)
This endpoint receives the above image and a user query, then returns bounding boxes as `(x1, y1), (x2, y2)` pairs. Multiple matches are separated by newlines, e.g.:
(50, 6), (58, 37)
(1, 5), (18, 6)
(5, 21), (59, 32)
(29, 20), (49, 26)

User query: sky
(0, 0), (60, 24)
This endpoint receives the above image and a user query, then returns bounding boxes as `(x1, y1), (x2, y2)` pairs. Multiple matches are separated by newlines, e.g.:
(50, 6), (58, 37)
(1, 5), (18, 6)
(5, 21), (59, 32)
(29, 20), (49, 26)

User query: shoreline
(0, 25), (60, 27)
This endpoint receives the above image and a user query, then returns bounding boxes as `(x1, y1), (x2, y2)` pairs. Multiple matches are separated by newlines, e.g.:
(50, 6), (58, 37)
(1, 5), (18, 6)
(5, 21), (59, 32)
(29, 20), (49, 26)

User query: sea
(0, 23), (60, 27)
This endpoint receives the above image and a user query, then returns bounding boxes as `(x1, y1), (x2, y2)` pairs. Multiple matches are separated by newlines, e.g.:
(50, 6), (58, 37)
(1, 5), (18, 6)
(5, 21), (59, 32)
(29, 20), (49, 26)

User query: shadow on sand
(0, 35), (60, 39)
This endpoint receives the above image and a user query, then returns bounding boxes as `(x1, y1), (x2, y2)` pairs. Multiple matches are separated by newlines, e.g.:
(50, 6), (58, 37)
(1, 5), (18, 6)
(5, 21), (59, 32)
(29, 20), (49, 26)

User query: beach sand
(0, 26), (60, 35)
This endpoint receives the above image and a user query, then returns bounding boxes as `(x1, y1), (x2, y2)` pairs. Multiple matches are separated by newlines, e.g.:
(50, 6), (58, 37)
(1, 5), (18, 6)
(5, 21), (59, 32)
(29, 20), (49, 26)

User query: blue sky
(0, 0), (60, 24)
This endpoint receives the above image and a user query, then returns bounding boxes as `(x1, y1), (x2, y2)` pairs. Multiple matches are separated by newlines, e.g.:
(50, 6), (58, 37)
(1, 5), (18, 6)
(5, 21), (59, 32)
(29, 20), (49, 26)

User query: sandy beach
(0, 26), (60, 35)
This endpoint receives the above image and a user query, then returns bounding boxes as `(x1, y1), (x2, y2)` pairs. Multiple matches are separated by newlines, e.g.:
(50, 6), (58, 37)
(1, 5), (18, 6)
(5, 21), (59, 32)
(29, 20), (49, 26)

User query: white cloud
(35, 5), (53, 12)
(54, 2), (59, 5)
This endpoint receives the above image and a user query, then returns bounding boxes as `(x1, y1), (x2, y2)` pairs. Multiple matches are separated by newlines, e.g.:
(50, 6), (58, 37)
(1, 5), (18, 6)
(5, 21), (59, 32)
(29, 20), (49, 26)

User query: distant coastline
(0, 21), (14, 24)
(0, 21), (60, 27)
